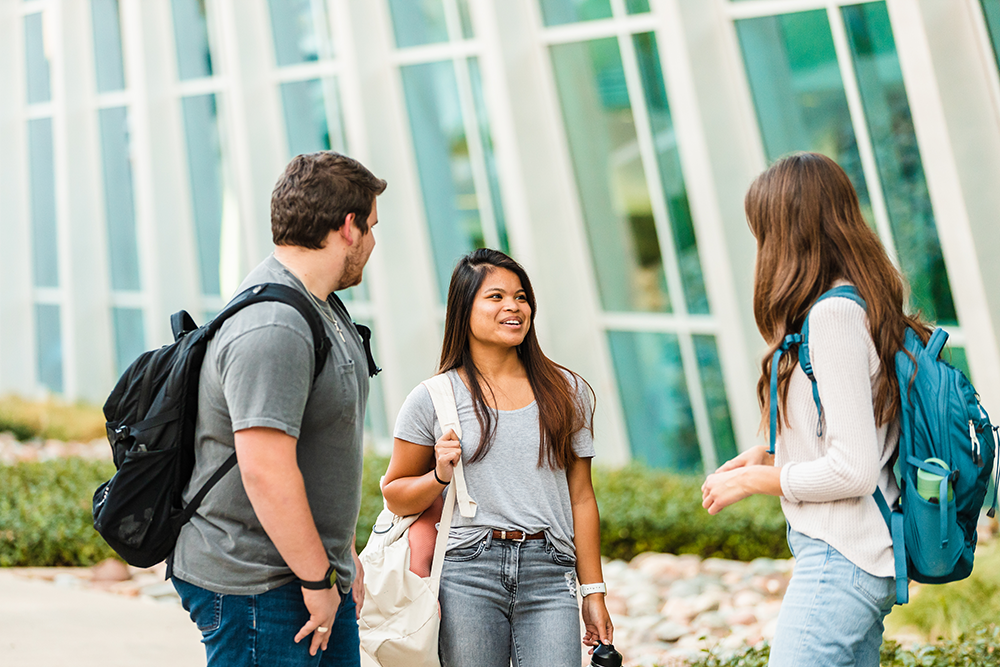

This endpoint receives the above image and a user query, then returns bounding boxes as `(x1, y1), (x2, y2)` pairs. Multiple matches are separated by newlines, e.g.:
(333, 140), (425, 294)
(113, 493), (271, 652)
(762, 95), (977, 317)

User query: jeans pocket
(548, 548), (576, 568)
(852, 565), (894, 610)
(444, 540), (487, 562)
(174, 579), (222, 634)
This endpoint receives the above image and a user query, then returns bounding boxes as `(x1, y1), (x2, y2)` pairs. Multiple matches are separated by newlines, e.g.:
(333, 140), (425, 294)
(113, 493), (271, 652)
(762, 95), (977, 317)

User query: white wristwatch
(579, 582), (607, 597)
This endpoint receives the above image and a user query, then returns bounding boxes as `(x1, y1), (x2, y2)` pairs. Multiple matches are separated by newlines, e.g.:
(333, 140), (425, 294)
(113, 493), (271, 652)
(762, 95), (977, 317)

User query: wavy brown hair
(439, 249), (594, 469)
(746, 152), (931, 435)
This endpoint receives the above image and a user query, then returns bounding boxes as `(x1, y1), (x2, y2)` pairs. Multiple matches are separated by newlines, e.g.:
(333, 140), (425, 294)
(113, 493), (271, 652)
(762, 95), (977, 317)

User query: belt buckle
(513, 531), (526, 543)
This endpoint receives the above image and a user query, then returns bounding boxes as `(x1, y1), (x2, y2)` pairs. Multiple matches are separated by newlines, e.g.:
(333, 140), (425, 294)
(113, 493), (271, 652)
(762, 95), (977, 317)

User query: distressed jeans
(438, 533), (582, 667)
(172, 577), (359, 667)
(769, 529), (896, 667)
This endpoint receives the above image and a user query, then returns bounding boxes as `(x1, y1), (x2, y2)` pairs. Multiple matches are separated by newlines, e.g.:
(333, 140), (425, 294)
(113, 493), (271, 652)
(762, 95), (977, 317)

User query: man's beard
(339, 243), (366, 289)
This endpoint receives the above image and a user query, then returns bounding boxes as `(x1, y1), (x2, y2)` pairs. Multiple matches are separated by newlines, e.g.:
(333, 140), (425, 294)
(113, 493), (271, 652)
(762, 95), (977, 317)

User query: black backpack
(92, 283), (332, 567)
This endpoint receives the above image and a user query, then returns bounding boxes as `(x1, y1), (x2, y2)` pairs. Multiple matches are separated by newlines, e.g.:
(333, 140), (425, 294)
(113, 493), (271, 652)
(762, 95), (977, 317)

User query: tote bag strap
(421, 374), (477, 596)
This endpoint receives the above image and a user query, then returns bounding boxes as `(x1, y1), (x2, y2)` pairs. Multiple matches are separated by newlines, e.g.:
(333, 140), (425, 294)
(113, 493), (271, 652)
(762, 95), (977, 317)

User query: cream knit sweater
(776, 291), (900, 578)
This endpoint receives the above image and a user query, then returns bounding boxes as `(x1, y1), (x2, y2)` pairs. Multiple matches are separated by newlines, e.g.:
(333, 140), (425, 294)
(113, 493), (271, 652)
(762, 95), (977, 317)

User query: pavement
(0, 568), (381, 667)
(0, 568), (206, 667)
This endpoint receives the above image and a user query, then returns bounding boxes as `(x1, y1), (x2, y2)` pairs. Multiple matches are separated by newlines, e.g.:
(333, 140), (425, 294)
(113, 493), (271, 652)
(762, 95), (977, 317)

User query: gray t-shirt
(173, 255), (368, 595)
(393, 369), (595, 557)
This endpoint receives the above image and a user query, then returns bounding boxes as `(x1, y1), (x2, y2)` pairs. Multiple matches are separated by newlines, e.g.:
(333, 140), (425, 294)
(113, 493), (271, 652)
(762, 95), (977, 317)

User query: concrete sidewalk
(0, 569), (205, 667)
(0, 570), (380, 667)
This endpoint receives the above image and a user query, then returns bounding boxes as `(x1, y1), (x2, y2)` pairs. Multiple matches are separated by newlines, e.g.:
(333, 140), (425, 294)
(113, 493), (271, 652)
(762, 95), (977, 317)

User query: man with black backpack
(170, 152), (386, 666)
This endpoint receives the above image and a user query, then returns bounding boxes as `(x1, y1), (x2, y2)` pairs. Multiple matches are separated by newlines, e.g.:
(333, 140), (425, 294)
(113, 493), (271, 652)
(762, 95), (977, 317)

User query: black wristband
(433, 468), (449, 485)
(298, 563), (336, 590)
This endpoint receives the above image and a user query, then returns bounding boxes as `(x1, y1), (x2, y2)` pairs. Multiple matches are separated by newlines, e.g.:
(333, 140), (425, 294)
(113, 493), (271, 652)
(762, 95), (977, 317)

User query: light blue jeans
(438, 533), (581, 667)
(769, 529), (895, 667)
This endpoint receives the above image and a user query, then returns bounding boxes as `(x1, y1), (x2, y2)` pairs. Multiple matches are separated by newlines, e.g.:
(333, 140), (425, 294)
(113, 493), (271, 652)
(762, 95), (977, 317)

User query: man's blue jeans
(173, 577), (360, 667)
(768, 529), (896, 667)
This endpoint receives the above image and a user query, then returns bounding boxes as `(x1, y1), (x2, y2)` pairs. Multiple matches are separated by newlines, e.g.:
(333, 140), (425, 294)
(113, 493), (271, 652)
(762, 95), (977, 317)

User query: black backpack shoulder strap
(208, 283), (332, 380)
(328, 291), (382, 378)
(172, 283), (333, 543)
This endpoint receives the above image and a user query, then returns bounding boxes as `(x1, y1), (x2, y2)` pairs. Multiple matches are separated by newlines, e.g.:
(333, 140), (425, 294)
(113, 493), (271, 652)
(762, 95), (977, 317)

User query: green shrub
(0, 395), (106, 442)
(594, 464), (790, 561)
(356, 454), (390, 551)
(1, 456), (788, 567)
(0, 455), (390, 567)
(689, 624), (1000, 667)
(0, 459), (118, 566)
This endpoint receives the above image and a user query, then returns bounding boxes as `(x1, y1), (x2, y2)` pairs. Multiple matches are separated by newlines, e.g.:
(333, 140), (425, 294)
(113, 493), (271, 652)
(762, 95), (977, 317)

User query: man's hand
(295, 587), (340, 656)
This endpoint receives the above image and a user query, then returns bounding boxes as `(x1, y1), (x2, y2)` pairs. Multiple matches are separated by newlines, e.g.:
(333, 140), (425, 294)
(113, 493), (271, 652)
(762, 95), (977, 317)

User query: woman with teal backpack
(701, 152), (931, 666)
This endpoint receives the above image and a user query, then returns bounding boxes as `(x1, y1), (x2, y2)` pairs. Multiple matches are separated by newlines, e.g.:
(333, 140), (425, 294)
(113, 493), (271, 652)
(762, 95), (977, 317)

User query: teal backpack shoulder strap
(768, 285), (866, 455)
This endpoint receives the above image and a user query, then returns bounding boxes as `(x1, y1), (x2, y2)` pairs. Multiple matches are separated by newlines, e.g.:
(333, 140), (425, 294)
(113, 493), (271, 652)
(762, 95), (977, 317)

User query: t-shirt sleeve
(216, 319), (314, 438)
(393, 383), (438, 447)
(569, 372), (596, 458)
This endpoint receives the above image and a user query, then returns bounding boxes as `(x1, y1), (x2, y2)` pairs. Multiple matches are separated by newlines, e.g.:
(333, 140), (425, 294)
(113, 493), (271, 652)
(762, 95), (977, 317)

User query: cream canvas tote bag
(358, 374), (476, 666)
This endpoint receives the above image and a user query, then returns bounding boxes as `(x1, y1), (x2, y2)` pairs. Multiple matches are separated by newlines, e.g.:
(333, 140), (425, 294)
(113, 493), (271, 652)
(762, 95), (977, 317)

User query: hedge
(594, 464), (789, 561)
(1, 456), (787, 567)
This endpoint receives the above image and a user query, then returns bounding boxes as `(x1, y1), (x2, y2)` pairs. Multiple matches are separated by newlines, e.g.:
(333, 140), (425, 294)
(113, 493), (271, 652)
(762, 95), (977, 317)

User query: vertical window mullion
(616, 30), (687, 316)
(827, 5), (899, 266)
(617, 30), (717, 468)
(452, 55), (501, 250)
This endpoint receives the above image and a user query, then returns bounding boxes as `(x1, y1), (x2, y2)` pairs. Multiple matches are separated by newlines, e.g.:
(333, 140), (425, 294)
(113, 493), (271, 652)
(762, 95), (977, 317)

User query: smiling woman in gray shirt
(381, 248), (614, 667)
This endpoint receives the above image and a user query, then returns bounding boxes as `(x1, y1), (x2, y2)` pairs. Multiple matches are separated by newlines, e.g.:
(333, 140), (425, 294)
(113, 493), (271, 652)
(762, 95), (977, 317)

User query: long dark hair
(745, 152), (931, 434)
(438, 249), (594, 469)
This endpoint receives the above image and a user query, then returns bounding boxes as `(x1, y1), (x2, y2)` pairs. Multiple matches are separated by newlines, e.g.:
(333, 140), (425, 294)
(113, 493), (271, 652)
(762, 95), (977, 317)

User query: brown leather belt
(491, 529), (544, 541)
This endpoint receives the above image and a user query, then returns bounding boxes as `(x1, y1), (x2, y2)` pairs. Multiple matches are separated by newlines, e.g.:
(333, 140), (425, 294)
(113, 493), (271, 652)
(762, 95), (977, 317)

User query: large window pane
(550, 38), (669, 313)
(268, 0), (328, 66)
(984, 1), (1000, 71)
(468, 58), (509, 252)
(843, 3), (955, 324)
(35, 304), (63, 394)
(25, 13), (51, 104)
(91, 0), (126, 92)
(112, 307), (146, 376)
(98, 107), (141, 291)
(607, 331), (701, 471)
(458, 0), (475, 39)
(280, 78), (346, 156)
(171, 0), (213, 80)
(400, 61), (484, 299)
(388, 0), (449, 48)
(28, 118), (59, 289)
(634, 32), (708, 314)
(538, 0), (613, 26)
(181, 94), (224, 296)
(736, 11), (870, 212)
(693, 335), (738, 465)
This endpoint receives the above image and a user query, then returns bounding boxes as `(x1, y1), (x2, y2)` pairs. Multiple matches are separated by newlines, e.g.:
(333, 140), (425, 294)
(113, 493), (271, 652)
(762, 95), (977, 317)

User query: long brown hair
(745, 152), (931, 435)
(438, 249), (594, 469)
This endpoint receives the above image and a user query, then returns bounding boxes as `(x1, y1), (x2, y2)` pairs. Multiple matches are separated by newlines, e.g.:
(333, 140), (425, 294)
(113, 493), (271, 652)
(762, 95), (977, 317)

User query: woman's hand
(714, 444), (773, 473)
(702, 464), (783, 514)
(433, 429), (462, 483)
(581, 593), (614, 652)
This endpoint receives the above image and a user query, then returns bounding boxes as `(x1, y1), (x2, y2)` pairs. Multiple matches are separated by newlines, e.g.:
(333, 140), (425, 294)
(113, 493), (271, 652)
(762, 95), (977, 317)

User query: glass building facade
(2, 0), (1000, 470)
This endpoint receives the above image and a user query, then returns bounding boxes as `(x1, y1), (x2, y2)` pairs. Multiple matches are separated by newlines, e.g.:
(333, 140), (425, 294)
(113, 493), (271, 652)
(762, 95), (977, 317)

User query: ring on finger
(317, 626), (329, 633)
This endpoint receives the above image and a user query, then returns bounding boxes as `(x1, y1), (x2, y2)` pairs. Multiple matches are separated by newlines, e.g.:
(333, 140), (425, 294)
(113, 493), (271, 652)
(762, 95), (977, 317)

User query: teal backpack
(768, 285), (999, 604)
